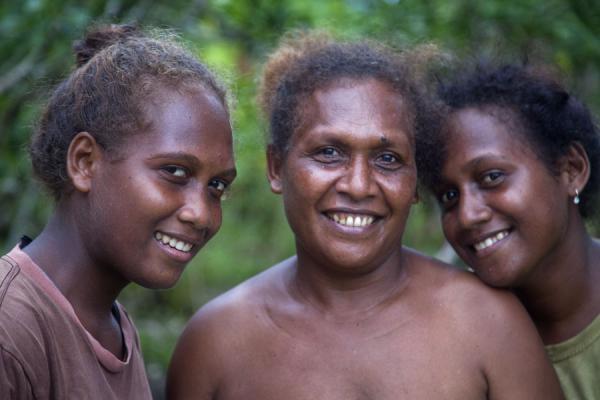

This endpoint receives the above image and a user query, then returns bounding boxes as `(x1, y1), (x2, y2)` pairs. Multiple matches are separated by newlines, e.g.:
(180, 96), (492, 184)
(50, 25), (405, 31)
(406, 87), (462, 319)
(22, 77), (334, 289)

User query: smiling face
(437, 107), (572, 287)
(268, 78), (417, 275)
(81, 85), (236, 289)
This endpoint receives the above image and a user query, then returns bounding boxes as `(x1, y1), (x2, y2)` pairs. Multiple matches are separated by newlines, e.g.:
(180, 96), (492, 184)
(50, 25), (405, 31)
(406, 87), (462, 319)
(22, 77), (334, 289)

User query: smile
(327, 212), (375, 228)
(154, 231), (194, 253)
(473, 230), (509, 252)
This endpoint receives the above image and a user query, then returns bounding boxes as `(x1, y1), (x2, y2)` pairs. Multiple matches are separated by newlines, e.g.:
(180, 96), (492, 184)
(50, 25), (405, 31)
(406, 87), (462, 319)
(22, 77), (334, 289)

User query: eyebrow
(147, 152), (237, 179)
(463, 153), (511, 170)
(147, 152), (201, 168)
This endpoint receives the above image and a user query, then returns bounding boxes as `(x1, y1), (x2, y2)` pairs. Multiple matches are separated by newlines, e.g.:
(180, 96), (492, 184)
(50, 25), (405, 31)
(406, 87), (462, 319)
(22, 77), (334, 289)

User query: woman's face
(268, 78), (417, 274)
(83, 86), (236, 289)
(436, 107), (571, 288)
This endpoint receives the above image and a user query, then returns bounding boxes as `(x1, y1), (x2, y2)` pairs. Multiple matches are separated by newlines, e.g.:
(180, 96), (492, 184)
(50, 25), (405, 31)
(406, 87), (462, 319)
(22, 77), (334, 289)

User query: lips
(472, 230), (510, 252)
(154, 231), (194, 253)
(326, 212), (377, 228)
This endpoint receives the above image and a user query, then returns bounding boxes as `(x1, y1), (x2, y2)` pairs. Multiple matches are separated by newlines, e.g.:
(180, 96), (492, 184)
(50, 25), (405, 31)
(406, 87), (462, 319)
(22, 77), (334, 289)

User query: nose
(457, 189), (492, 228)
(335, 156), (376, 200)
(177, 188), (218, 230)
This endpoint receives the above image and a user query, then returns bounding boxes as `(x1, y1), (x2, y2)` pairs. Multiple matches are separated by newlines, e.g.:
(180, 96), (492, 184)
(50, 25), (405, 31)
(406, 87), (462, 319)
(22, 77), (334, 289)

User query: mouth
(154, 231), (194, 253)
(472, 230), (510, 252)
(326, 212), (377, 228)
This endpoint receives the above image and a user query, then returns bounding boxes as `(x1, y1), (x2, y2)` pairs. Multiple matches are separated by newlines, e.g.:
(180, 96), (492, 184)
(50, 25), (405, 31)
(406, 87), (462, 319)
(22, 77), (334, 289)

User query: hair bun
(73, 23), (140, 67)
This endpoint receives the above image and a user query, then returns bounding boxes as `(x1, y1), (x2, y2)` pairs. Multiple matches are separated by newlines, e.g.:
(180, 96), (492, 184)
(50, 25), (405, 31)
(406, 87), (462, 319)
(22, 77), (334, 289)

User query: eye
(312, 146), (343, 164)
(208, 179), (230, 200)
(375, 152), (402, 170)
(440, 189), (459, 206)
(481, 171), (504, 186)
(161, 165), (189, 179)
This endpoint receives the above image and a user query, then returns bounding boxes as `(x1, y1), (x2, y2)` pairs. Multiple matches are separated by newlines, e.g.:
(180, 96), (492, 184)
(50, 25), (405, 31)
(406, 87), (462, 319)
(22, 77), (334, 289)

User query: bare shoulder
(166, 257), (295, 399)
(402, 248), (563, 399)
(403, 247), (528, 325)
(187, 256), (294, 331)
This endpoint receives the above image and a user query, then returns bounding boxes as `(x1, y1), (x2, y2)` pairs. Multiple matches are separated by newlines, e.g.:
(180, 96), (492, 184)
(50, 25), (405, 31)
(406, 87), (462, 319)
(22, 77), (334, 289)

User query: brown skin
(23, 86), (236, 357)
(436, 106), (600, 345)
(167, 79), (563, 399)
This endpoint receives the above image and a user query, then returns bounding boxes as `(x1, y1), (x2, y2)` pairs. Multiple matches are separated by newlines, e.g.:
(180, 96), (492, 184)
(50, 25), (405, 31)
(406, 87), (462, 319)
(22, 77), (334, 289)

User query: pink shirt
(0, 244), (152, 399)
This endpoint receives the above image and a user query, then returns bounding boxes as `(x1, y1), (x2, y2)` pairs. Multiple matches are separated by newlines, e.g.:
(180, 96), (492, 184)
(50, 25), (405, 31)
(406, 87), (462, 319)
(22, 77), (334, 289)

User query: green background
(1, 0), (599, 397)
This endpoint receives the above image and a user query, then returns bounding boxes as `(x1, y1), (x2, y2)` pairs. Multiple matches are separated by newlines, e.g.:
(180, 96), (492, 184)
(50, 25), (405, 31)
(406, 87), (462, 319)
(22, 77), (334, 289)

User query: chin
(475, 270), (518, 289)
(134, 269), (184, 290)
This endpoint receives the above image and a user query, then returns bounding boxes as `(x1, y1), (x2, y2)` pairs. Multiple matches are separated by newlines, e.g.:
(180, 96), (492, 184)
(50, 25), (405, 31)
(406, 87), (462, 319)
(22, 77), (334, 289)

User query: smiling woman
(418, 61), (600, 399)
(0, 24), (235, 399)
(167, 32), (564, 400)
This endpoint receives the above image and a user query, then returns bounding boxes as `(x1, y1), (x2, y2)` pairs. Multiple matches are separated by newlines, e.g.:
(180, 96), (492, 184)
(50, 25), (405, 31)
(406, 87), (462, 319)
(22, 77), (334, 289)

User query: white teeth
(154, 231), (194, 253)
(474, 231), (509, 252)
(329, 213), (375, 228)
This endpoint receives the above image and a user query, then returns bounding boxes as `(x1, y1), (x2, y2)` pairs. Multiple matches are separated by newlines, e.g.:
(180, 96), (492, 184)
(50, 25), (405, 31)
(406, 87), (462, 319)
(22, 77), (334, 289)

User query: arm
(166, 306), (229, 400)
(478, 292), (564, 400)
(0, 346), (36, 400)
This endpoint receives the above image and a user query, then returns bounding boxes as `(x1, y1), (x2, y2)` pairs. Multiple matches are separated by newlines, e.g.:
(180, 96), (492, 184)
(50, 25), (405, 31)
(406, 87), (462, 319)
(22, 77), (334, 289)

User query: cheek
(441, 214), (459, 245)
(381, 174), (417, 206)
(212, 203), (224, 231)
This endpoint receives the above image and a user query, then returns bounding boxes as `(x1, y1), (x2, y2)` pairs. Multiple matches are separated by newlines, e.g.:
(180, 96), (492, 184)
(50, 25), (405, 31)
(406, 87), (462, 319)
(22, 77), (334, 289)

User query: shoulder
(402, 247), (532, 335)
(167, 258), (295, 395)
(189, 256), (294, 333)
(0, 254), (47, 392)
(0, 255), (45, 337)
(402, 249), (565, 398)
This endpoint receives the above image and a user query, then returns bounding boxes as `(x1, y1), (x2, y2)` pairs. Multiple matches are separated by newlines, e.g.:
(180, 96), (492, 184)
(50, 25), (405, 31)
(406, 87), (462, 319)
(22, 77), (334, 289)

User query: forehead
(295, 78), (412, 144)
(445, 106), (534, 154)
(121, 85), (233, 159)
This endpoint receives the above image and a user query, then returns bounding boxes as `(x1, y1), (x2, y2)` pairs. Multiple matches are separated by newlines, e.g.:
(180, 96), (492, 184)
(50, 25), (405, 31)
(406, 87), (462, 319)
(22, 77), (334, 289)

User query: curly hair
(417, 62), (600, 218)
(29, 23), (229, 200)
(258, 31), (439, 156)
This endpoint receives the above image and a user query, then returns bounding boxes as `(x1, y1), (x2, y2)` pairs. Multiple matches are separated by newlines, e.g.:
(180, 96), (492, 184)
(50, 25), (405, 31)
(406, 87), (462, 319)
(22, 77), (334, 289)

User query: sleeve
(0, 346), (36, 400)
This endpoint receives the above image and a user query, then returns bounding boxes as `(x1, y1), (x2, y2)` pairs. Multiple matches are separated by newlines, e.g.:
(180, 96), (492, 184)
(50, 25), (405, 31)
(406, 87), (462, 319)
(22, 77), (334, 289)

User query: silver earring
(574, 189), (581, 205)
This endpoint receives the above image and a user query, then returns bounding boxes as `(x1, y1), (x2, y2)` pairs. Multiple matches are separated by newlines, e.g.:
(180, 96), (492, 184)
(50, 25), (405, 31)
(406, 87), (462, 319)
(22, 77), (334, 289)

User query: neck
(23, 202), (127, 335)
(514, 218), (600, 344)
(289, 246), (409, 318)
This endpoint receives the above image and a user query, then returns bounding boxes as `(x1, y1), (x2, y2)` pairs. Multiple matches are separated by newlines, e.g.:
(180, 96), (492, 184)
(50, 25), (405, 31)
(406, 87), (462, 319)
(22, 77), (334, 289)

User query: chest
(217, 325), (486, 400)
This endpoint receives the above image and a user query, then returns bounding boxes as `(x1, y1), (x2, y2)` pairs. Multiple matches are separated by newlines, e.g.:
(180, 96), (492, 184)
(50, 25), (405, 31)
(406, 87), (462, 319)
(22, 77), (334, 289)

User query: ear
(66, 132), (102, 193)
(266, 145), (284, 194)
(559, 142), (590, 196)
(412, 188), (420, 205)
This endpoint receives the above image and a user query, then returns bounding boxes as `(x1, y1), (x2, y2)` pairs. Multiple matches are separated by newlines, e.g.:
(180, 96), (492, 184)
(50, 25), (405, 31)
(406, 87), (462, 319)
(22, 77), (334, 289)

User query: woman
(0, 24), (236, 399)
(418, 62), (600, 398)
(167, 34), (563, 399)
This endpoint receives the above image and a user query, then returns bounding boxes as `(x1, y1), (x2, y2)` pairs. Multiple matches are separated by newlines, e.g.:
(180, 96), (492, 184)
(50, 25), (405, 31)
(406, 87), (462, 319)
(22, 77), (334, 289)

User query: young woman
(0, 24), (236, 399)
(418, 63), (600, 398)
(167, 34), (563, 400)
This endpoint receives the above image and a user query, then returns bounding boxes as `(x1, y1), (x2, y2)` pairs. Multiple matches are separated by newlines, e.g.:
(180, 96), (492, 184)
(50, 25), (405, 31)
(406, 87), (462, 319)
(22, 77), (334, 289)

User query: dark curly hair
(417, 62), (600, 218)
(258, 32), (439, 156)
(29, 23), (228, 201)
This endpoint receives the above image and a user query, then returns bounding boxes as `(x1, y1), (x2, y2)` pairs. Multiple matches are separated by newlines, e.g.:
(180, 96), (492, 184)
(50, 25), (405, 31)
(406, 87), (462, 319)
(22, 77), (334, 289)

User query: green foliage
(2, 0), (599, 397)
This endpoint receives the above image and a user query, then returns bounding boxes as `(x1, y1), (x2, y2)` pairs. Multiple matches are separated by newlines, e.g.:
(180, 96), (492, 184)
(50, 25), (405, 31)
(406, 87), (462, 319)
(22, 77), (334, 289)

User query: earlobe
(412, 189), (420, 204)
(66, 132), (101, 193)
(266, 145), (283, 194)
(560, 142), (590, 197)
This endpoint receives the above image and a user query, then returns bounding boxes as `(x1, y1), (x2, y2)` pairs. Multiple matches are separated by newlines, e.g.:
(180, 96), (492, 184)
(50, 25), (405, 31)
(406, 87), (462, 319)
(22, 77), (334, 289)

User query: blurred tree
(1, 0), (599, 397)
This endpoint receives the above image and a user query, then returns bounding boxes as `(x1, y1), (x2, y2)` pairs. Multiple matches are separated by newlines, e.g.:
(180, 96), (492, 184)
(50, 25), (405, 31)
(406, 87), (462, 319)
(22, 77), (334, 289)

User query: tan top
(546, 315), (600, 400)
(0, 244), (151, 399)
